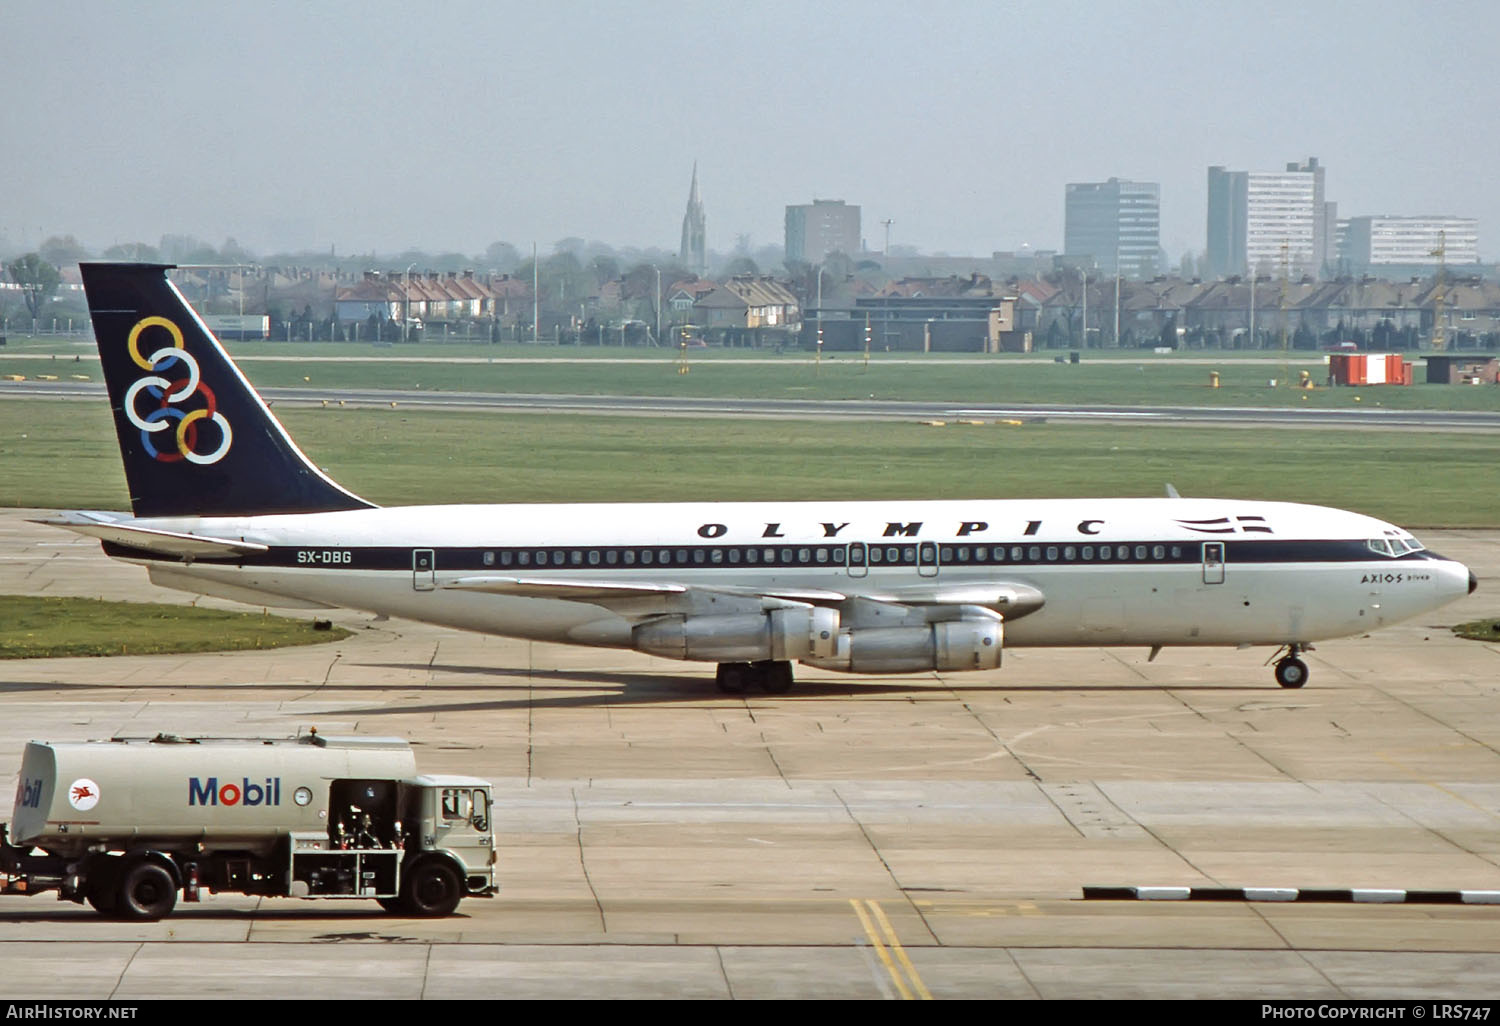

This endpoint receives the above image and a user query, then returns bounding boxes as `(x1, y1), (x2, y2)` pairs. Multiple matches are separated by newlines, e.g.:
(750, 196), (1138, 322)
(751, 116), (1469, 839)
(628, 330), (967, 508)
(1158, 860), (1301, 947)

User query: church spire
(679, 162), (706, 275)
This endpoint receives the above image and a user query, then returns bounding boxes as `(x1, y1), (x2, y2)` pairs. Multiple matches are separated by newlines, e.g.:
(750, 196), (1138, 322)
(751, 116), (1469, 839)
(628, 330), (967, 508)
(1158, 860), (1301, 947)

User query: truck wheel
(402, 860), (462, 917)
(84, 857), (121, 916)
(117, 861), (177, 921)
(86, 883), (119, 916)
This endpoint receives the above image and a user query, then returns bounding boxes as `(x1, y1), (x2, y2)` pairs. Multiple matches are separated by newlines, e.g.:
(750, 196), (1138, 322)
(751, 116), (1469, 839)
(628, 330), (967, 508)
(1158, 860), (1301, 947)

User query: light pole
(651, 264), (661, 346)
(816, 265), (825, 372)
(404, 262), (416, 342)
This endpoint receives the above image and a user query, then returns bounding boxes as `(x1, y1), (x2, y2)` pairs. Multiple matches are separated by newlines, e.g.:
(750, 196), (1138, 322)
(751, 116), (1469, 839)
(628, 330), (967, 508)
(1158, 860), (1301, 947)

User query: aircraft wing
(33, 511), (269, 561)
(443, 576), (839, 607)
(445, 575), (1044, 619)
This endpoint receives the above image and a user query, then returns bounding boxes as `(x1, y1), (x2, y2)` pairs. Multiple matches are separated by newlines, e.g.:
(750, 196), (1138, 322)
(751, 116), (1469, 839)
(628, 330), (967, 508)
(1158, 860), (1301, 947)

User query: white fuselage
(112, 496), (1472, 659)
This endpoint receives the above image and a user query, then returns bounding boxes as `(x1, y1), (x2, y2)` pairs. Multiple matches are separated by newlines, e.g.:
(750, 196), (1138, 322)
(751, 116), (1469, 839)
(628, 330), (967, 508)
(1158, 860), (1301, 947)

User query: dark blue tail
(80, 263), (375, 518)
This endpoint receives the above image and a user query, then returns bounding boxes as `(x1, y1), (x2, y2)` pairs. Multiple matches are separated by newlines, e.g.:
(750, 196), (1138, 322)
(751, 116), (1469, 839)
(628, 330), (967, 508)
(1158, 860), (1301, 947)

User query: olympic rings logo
(123, 316), (233, 465)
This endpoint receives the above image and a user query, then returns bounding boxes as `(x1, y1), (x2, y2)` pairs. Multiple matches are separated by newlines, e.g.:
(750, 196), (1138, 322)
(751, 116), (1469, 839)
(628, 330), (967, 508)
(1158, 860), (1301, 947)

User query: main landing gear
(1270, 644), (1311, 689)
(716, 660), (795, 695)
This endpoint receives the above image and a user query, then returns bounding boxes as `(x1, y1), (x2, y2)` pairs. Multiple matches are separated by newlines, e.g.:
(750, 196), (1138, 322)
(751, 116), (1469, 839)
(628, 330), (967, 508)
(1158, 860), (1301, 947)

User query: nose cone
(1438, 559), (1476, 604)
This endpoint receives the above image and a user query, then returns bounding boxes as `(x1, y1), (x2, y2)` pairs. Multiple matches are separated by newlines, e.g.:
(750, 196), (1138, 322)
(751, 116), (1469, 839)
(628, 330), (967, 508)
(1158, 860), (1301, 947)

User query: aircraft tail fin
(80, 262), (375, 519)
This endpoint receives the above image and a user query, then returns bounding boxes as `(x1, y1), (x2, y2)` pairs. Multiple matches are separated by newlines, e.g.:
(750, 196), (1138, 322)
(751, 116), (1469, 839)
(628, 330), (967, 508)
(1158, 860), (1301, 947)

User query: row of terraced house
(155, 265), (1500, 351)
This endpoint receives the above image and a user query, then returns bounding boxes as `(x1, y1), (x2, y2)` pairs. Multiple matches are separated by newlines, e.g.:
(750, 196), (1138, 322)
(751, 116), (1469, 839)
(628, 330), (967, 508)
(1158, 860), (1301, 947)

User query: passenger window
(501, 551), (514, 567)
(624, 550), (636, 565)
(518, 552), (531, 566)
(1082, 546), (1094, 560)
(483, 551), (495, 567)
(1064, 546), (1076, 560)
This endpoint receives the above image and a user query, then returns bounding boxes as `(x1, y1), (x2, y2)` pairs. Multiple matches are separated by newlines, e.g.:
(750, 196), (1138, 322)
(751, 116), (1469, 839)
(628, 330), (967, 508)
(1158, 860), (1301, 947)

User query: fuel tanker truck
(0, 731), (495, 920)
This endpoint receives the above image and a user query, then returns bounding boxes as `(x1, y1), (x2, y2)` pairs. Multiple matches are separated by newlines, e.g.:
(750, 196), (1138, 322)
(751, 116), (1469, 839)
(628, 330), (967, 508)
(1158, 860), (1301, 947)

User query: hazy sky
(5, 0), (1498, 262)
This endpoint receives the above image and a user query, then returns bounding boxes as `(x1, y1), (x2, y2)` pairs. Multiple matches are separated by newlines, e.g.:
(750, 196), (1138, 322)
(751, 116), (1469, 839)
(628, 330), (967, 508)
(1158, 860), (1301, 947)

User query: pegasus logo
(67, 777), (100, 811)
(123, 316), (233, 465)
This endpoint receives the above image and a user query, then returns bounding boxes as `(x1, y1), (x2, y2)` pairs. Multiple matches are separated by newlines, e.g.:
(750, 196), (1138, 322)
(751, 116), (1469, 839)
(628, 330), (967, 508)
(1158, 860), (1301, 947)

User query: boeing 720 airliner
(49, 263), (1476, 693)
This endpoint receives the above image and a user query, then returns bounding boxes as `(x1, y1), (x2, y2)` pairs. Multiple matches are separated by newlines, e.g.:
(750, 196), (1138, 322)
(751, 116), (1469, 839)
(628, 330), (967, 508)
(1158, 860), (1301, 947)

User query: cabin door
(1202, 542), (1225, 585)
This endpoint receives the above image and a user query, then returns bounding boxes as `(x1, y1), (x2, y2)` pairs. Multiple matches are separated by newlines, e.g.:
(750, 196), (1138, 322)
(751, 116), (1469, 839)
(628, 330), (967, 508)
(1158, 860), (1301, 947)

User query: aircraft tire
(755, 660), (794, 694)
(1274, 657), (1309, 689)
(716, 663), (751, 694)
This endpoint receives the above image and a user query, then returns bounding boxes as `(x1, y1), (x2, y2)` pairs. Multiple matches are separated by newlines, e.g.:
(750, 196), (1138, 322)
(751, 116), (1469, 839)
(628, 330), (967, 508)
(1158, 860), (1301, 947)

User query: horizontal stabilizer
(34, 511), (268, 561)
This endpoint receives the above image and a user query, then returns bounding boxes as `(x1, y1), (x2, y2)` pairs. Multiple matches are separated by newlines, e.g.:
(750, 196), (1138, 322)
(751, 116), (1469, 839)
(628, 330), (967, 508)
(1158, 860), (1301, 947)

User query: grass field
(2, 400), (1497, 527)
(0, 595), (350, 659)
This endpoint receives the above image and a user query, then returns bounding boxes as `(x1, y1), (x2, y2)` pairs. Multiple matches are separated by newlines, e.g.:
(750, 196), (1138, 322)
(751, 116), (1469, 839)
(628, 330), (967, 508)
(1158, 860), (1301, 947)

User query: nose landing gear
(1269, 644), (1312, 689)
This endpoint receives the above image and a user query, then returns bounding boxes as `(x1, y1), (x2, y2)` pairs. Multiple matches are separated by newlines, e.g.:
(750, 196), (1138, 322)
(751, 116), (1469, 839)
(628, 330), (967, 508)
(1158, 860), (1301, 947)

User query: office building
(1064, 178), (1161, 278)
(1207, 158), (1335, 279)
(1341, 216), (1479, 272)
(785, 199), (861, 264)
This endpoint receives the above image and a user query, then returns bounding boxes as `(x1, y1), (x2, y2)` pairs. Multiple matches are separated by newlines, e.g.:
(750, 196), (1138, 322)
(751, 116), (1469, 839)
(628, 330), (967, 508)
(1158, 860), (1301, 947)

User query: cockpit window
(1368, 534), (1425, 557)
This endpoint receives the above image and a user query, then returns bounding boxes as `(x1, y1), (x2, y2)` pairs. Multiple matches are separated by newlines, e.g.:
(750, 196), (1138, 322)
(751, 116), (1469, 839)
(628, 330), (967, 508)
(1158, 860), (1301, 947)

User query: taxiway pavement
(1, 510), (1498, 1000)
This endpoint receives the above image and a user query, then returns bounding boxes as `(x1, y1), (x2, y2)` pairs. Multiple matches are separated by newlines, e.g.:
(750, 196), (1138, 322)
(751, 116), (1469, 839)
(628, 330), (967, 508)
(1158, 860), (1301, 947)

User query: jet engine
(803, 618), (1003, 674)
(633, 607), (839, 663)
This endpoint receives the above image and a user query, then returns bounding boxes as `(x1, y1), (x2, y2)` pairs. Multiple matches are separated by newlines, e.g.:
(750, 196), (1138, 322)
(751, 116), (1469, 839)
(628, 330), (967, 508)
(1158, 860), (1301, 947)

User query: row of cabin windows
(475, 543), (1191, 569)
(480, 547), (841, 568)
